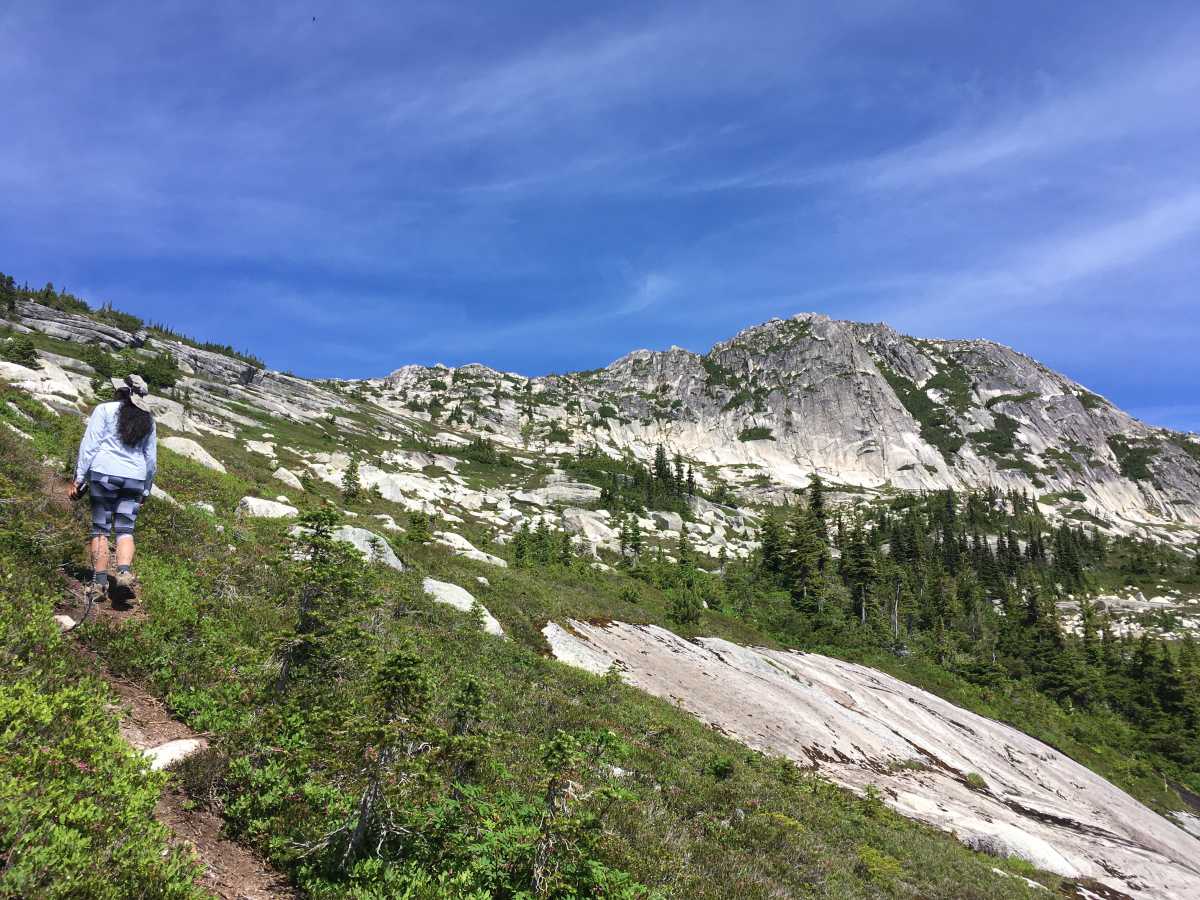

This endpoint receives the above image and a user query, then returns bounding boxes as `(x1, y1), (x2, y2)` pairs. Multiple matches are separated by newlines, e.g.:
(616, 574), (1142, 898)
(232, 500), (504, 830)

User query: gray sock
(116, 565), (131, 574)
(93, 571), (109, 587)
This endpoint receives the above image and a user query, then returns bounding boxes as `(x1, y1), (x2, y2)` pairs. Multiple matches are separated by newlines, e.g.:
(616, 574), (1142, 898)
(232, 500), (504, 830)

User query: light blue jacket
(75, 401), (157, 495)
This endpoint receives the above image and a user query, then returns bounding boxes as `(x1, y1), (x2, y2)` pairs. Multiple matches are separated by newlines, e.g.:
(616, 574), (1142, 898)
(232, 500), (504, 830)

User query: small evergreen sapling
(341, 457), (362, 501)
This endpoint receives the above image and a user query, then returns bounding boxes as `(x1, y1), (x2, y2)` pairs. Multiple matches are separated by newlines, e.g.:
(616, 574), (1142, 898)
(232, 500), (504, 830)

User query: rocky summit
(381, 312), (1200, 543)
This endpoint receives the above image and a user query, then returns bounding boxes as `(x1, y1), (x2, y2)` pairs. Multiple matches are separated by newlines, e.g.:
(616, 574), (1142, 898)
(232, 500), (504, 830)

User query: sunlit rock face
(16, 299), (1200, 546)
(544, 619), (1200, 900)
(378, 313), (1200, 546)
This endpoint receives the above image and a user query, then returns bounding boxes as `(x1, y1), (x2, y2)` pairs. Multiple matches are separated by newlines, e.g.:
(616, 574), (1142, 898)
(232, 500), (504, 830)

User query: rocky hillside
(377, 313), (1200, 548)
(9, 299), (1200, 552)
(5, 291), (1200, 898)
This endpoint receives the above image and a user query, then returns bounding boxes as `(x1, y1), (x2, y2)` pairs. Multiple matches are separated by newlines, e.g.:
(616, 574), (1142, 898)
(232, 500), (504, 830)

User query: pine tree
(629, 517), (643, 557)
(841, 525), (877, 625)
(0, 273), (16, 315)
(653, 444), (670, 485)
(534, 520), (552, 564)
(759, 515), (784, 577)
(406, 510), (433, 544)
(807, 473), (826, 526)
(514, 521), (531, 566)
(783, 507), (829, 615)
(341, 458), (362, 501)
(677, 531), (696, 588)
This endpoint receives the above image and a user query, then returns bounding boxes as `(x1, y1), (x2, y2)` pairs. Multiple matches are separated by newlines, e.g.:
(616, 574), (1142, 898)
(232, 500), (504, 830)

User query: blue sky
(2, 2), (1198, 431)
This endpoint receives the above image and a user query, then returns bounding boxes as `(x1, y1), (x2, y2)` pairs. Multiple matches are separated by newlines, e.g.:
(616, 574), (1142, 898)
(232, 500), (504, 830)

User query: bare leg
(115, 535), (135, 567)
(89, 536), (110, 575)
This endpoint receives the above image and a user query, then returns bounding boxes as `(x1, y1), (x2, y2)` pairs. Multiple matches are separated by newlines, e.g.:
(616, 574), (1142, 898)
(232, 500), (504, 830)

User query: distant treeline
(1, 270), (265, 368)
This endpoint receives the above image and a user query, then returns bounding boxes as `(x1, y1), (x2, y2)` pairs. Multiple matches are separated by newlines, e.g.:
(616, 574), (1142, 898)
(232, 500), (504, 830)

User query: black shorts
(88, 472), (145, 538)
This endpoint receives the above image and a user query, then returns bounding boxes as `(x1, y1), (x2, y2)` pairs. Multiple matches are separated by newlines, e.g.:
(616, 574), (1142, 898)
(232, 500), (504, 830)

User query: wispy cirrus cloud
(2, 1), (1200, 425)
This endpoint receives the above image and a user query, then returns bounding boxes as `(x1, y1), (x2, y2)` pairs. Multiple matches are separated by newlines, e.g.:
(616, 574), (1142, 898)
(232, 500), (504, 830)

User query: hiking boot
(114, 569), (137, 591)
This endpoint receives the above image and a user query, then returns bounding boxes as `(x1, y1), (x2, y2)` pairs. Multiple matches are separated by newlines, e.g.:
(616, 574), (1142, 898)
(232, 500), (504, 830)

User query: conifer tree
(759, 515), (784, 576)
(841, 525), (876, 625)
(629, 517), (643, 557)
(783, 507), (829, 614)
(341, 457), (362, 501)
(807, 473), (826, 526)
(514, 521), (531, 566)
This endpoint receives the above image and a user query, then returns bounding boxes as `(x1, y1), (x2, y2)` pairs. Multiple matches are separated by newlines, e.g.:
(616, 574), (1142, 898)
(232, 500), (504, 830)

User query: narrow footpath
(55, 570), (294, 899)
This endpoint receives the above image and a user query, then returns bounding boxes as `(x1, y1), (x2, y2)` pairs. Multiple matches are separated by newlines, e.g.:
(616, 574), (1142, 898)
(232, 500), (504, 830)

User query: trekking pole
(67, 588), (97, 632)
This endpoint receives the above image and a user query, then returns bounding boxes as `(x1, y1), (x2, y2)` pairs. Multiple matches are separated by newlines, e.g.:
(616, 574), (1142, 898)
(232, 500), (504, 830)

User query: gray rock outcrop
(545, 619), (1200, 900)
(330, 526), (404, 571)
(422, 577), (504, 636)
(161, 436), (226, 473)
(236, 497), (298, 519)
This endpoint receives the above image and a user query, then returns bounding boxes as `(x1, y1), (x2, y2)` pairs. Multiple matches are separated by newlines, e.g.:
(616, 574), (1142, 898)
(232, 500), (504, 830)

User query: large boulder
(273, 466), (304, 491)
(560, 508), (618, 550)
(330, 526), (404, 571)
(236, 497), (298, 518)
(161, 436), (226, 473)
(149, 485), (180, 507)
(0, 358), (84, 410)
(245, 439), (277, 460)
(422, 577), (504, 636)
(511, 481), (602, 507)
(544, 620), (1200, 900)
(434, 530), (508, 567)
(652, 511), (684, 533)
(144, 395), (203, 436)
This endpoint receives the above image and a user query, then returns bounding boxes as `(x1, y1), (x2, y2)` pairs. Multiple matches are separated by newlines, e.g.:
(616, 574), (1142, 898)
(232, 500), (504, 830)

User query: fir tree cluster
(568, 444), (696, 516)
(722, 477), (1200, 774)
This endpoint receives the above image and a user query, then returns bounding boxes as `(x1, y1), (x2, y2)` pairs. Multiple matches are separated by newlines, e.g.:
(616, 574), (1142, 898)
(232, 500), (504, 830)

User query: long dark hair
(117, 393), (154, 447)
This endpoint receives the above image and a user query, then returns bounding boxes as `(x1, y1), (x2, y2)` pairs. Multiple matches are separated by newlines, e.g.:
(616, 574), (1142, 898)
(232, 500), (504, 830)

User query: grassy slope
(0, 381), (1053, 897)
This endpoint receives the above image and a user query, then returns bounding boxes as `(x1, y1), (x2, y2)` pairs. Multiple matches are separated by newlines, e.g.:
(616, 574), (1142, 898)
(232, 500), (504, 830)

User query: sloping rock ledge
(543, 620), (1200, 900)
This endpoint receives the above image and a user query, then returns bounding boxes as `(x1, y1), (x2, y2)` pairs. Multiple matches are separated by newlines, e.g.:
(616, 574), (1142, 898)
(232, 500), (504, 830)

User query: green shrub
(0, 334), (39, 367)
(969, 413), (1020, 457)
(93, 301), (144, 332)
(84, 345), (183, 391)
(984, 392), (1038, 409)
(701, 357), (738, 388)
(924, 359), (974, 413)
(546, 421), (572, 444)
(446, 436), (515, 467)
(738, 426), (775, 442)
(1107, 435), (1156, 482)
(856, 844), (904, 884)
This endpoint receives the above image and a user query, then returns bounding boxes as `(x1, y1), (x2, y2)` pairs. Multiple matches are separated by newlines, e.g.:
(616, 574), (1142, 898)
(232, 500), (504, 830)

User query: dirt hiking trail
(47, 476), (295, 899)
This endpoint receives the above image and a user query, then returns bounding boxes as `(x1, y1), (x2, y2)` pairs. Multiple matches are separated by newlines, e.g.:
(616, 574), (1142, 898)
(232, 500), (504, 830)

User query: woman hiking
(69, 373), (157, 607)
